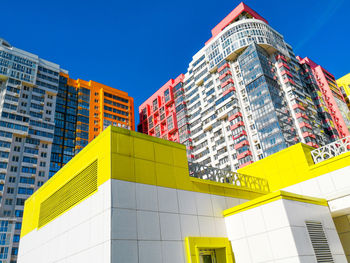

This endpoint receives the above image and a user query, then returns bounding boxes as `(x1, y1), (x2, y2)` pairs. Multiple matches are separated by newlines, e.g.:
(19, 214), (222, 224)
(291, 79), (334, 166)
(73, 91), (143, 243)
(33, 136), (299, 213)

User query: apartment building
(337, 73), (350, 111)
(297, 57), (350, 136)
(0, 37), (61, 262)
(49, 73), (134, 178)
(138, 74), (184, 142)
(138, 2), (350, 171)
(0, 38), (135, 262)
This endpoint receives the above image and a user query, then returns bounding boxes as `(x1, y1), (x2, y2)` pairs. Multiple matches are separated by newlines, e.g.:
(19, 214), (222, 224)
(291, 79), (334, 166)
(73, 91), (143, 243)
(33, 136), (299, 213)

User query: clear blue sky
(2, 0), (349, 125)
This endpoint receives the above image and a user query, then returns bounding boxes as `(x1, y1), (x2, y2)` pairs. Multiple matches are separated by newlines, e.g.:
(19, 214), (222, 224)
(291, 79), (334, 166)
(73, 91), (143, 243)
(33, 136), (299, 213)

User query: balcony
(299, 122), (312, 129)
(223, 87), (235, 96)
(239, 160), (254, 169)
(232, 130), (247, 140)
(292, 103), (306, 111)
(295, 112), (309, 120)
(188, 162), (270, 193)
(234, 139), (249, 150)
(237, 150), (252, 160)
(230, 121), (244, 131)
(217, 63), (229, 73)
(228, 112), (242, 122)
(221, 79), (234, 89)
(302, 132), (316, 139)
(219, 71), (232, 80)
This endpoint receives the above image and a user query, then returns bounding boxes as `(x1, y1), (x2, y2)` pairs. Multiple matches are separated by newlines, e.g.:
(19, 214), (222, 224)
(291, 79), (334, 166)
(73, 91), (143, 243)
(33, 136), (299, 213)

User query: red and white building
(138, 2), (350, 171)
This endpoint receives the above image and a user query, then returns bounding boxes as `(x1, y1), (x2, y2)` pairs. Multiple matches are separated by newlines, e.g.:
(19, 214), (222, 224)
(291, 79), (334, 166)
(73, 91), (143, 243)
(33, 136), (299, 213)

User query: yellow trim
(223, 190), (328, 217)
(238, 143), (350, 192)
(184, 237), (234, 263)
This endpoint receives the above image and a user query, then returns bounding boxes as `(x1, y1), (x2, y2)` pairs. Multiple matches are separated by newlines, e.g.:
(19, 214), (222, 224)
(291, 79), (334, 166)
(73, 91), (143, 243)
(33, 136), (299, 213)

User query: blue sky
(2, 0), (349, 124)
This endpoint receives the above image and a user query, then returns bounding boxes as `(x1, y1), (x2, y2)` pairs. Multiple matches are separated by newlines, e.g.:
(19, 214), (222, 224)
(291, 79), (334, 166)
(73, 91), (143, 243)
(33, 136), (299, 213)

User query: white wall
(333, 215), (350, 262)
(18, 179), (244, 263)
(225, 198), (347, 263)
(283, 166), (350, 216)
(110, 179), (244, 263)
(18, 180), (112, 263)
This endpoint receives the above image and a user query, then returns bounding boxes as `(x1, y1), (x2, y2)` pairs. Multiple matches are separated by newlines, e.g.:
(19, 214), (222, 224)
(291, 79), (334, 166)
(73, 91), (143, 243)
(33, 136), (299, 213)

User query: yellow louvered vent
(38, 160), (98, 228)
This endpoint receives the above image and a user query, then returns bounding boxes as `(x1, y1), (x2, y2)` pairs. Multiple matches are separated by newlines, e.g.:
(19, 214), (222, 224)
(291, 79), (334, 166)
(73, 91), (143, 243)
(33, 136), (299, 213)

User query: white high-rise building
(0, 38), (63, 262)
(138, 3), (349, 171)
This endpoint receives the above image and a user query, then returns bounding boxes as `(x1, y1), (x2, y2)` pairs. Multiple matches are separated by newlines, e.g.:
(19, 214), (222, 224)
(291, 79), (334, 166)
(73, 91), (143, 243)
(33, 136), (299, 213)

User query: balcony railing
(311, 136), (350, 164)
(188, 162), (270, 193)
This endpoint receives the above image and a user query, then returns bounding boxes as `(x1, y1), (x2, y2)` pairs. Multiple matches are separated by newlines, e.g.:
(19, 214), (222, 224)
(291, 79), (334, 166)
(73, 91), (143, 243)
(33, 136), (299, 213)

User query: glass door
(199, 249), (216, 263)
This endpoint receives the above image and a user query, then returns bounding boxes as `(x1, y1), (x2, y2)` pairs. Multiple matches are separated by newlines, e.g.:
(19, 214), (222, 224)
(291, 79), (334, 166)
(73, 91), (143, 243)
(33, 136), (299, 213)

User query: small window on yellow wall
(185, 237), (234, 263)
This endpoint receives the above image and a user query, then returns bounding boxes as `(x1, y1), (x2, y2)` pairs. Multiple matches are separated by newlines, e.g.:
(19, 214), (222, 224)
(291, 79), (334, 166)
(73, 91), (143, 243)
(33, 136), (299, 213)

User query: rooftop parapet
(238, 141), (350, 192)
(21, 126), (268, 238)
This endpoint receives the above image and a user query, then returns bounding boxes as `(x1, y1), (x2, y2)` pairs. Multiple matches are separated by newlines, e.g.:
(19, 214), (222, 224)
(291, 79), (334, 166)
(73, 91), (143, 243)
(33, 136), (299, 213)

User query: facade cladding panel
(138, 3), (350, 171)
(0, 38), (135, 262)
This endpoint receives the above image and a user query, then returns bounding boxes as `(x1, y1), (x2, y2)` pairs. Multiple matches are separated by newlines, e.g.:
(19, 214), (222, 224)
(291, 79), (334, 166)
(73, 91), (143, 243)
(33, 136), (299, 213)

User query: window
(7, 188), (14, 194)
(15, 210), (23, 217)
(4, 211), (11, 216)
(9, 177), (15, 183)
(16, 198), (25, 206)
(153, 98), (158, 111)
(18, 188), (33, 195)
(15, 222), (21, 230)
(12, 156), (19, 162)
(15, 137), (22, 142)
(21, 167), (36, 174)
(10, 166), (17, 172)
(164, 89), (170, 102)
(5, 199), (12, 205)
(167, 116), (174, 131)
(11, 247), (18, 256)
(14, 146), (20, 152)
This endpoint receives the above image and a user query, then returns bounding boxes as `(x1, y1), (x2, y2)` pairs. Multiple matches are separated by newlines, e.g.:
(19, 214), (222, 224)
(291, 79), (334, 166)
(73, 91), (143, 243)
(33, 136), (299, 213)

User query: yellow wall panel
(238, 143), (350, 192)
(111, 153), (135, 182)
(154, 143), (174, 166)
(156, 163), (177, 188)
(133, 137), (155, 161)
(135, 158), (156, 185)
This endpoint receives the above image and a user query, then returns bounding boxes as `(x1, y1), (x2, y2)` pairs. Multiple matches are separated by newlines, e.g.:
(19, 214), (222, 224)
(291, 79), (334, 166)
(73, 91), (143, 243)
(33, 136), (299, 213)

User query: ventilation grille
(305, 221), (334, 263)
(38, 160), (98, 228)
